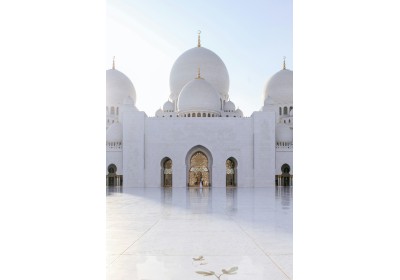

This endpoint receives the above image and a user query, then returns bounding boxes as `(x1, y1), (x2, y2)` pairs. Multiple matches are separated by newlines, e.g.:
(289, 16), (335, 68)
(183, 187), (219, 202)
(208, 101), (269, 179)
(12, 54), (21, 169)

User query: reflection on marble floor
(107, 186), (292, 280)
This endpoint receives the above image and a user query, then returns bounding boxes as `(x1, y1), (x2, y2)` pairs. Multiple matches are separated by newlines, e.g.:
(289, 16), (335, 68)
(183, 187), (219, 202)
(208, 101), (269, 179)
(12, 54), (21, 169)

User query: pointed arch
(185, 145), (213, 187)
(277, 163), (292, 187)
(106, 163), (122, 186)
(160, 157), (173, 187)
(226, 157), (238, 187)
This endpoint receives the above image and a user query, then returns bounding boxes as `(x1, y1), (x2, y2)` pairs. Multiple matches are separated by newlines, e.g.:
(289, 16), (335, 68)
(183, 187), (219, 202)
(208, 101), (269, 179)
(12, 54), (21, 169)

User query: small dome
(106, 122), (123, 142)
(170, 46), (229, 102)
(264, 69), (293, 105)
(155, 108), (163, 117)
(276, 124), (293, 142)
(107, 69), (136, 106)
(224, 100), (235, 111)
(235, 108), (243, 117)
(163, 100), (174, 112)
(177, 78), (220, 113)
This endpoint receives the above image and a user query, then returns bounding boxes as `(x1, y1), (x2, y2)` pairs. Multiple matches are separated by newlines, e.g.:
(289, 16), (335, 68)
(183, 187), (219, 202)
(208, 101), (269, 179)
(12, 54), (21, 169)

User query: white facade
(106, 38), (293, 188)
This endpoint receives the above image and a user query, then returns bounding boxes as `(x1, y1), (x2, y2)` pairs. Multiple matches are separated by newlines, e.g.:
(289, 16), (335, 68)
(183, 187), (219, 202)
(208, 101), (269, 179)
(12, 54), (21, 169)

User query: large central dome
(169, 46), (229, 102)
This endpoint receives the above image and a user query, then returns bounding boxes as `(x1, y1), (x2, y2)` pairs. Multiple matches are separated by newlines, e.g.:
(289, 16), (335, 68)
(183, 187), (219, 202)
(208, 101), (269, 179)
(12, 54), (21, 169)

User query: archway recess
(186, 145), (213, 187)
(107, 163), (122, 186)
(161, 157), (172, 187)
(276, 163), (292, 187)
(226, 157), (238, 187)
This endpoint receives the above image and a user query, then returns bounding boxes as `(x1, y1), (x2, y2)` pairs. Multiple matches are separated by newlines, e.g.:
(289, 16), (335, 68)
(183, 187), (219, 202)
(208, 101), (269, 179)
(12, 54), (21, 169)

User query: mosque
(106, 33), (293, 188)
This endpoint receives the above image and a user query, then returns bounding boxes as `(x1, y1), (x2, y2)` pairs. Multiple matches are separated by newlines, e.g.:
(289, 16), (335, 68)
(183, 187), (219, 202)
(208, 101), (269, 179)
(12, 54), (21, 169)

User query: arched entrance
(189, 152), (209, 186)
(276, 163), (292, 186)
(161, 158), (173, 187)
(106, 164), (122, 186)
(186, 145), (213, 187)
(226, 157), (237, 186)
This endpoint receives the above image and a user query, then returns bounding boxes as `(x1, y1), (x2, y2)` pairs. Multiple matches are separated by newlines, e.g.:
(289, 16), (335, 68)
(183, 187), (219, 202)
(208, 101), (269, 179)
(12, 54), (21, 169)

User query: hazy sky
(107, 0), (292, 116)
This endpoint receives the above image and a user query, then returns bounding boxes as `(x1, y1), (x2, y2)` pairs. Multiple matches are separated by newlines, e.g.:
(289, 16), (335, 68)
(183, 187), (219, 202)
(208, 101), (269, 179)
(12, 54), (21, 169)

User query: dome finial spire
(112, 56), (115, 70)
(197, 30), (201, 47)
(283, 56), (286, 70)
(197, 67), (201, 79)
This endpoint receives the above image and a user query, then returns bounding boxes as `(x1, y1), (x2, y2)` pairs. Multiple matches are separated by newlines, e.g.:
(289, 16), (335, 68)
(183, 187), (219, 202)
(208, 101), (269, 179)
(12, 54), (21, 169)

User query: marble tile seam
(233, 219), (292, 280)
(118, 253), (265, 257)
(109, 218), (162, 266)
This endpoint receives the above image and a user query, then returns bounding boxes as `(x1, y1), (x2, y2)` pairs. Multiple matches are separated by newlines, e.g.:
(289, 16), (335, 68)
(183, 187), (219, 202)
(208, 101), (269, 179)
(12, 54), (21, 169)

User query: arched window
(279, 107), (282, 115)
(202, 113), (206, 117)
(192, 113), (195, 117)
(197, 113), (201, 117)
(111, 107), (115, 114)
(284, 120), (286, 123)
(284, 107), (288, 115)
(208, 113), (210, 117)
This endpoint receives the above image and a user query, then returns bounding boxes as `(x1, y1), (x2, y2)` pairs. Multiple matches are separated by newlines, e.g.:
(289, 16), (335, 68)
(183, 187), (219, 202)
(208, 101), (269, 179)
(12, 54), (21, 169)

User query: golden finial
(197, 30), (201, 47)
(112, 56), (115, 70)
(197, 67), (201, 79)
(283, 56), (286, 70)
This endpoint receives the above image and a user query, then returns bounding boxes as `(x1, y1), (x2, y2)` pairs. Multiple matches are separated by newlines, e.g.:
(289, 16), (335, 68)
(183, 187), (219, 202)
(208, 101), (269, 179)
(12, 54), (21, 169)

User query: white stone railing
(275, 174), (293, 186)
(147, 115), (249, 119)
(106, 141), (122, 151)
(276, 142), (293, 151)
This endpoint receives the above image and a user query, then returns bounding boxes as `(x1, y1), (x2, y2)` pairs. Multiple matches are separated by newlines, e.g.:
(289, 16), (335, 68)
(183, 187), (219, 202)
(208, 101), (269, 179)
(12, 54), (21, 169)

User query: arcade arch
(186, 145), (213, 187)
(226, 157), (238, 187)
(161, 157), (173, 187)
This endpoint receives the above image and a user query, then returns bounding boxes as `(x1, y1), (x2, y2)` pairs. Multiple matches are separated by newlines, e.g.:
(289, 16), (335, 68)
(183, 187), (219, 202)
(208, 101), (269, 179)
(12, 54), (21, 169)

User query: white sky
(106, 0), (293, 116)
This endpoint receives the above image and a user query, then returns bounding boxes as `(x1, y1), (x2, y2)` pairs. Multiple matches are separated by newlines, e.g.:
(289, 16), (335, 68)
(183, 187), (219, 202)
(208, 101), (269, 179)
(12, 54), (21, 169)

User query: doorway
(107, 164), (122, 186)
(162, 158), (173, 187)
(189, 152), (209, 187)
(226, 157), (237, 186)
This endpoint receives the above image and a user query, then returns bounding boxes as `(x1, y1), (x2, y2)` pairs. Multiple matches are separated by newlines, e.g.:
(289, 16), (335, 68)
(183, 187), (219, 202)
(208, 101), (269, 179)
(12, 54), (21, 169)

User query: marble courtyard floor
(107, 186), (292, 280)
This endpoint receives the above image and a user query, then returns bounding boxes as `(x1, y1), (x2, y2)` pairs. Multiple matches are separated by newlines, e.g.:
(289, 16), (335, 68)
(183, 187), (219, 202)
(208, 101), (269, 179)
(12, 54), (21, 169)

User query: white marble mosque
(106, 33), (293, 280)
(106, 33), (293, 188)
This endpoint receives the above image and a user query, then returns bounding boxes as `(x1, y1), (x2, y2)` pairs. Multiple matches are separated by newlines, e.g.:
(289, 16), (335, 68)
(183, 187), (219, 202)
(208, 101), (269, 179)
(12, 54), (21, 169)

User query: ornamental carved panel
(226, 159), (234, 174)
(189, 152), (209, 186)
(164, 159), (172, 174)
